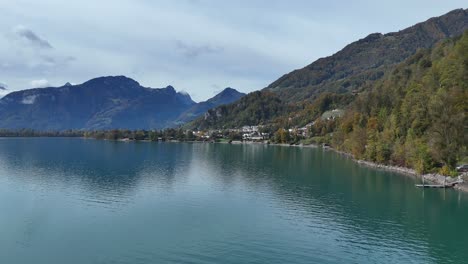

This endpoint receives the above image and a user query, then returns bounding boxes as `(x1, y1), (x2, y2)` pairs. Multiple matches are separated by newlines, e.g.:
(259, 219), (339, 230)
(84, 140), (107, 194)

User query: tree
(186, 131), (195, 141)
(149, 131), (158, 141)
(274, 128), (290, 144)
(428, 88), (464, 168)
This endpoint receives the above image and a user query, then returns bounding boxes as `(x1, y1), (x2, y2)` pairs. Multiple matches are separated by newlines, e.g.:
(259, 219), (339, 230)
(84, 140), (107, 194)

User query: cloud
(30, 79), (50, 88)
(0, 83), (8, 97)
(0, 25), (75, 78)
(13, 25), (53, 49)
(176, 40), (223, 58)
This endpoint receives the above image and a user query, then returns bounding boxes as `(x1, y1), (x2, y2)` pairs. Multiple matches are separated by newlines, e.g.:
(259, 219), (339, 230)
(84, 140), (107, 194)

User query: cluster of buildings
(192, 123), (316, 141)
(240, 126), (268, 141)
(191, 108), (344, 142)
(321, 109), (344, 121)
(289, 123), (314, 138)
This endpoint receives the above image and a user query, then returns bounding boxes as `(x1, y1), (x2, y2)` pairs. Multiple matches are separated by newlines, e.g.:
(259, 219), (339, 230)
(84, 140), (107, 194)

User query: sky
(0, 1), (466, 101)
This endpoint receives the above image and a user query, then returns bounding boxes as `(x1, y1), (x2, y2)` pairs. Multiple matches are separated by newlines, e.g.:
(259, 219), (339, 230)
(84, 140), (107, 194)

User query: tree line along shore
(0, 126), (466, 181)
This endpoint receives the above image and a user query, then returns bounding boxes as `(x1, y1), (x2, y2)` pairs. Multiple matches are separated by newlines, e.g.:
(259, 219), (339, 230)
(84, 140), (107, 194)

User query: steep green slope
(332, 31), (468, 172)
(188, 9), (468, 130)
(188, 91), (286, 129)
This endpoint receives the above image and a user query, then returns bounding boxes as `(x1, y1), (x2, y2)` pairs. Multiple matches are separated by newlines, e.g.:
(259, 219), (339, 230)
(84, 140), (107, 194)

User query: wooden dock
(415, 179), (463, 189)
(415, 184), (454, 188)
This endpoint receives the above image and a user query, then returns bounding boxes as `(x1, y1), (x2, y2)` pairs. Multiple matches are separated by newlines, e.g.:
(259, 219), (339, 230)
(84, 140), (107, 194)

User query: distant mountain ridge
(174, 88), (245, 125)
(0, 76), (243, 130)
(265, 8), (468, 101)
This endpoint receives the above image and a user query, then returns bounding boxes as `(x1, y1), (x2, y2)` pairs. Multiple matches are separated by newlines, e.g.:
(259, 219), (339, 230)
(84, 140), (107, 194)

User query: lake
(0, 138), (467, 263)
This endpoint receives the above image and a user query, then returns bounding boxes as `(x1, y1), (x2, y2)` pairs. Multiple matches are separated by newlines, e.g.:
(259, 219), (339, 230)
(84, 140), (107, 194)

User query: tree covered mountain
(0, 76), (243, 130)
(331, 30), (467, 173)
(189, 91), (286, 129)
(190, 29), (467, 174)
(187, 8), (468, 130)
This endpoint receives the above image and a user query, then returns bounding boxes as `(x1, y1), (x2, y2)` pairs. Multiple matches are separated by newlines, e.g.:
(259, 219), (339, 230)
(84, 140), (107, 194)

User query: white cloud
(30, 79), (50, 88)
(0, 24), (74, 82)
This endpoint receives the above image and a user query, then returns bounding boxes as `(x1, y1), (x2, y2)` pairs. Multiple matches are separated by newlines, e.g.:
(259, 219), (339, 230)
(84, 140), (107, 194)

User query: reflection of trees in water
(195, 143), (468, 262)
(0, 138), (192, 198)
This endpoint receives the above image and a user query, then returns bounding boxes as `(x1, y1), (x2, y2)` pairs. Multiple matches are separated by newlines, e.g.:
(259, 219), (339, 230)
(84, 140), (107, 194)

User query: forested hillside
(189, 30), (467, 174)
(187, 9), (468, 130)
(191, 91), (286, 129)
(331, 31), (467, 174)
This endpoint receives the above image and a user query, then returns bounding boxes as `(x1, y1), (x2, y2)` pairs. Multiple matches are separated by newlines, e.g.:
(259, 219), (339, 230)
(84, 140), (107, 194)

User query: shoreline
(4, 136), (466, 193)
(115, 138), (468, 192)
(215, 140), (468, 193)
(323, 146), (467, 193)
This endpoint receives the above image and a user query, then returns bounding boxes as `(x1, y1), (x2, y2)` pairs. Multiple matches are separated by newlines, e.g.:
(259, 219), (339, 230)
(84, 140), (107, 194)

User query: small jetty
(416, 184), (455, 188)
(415, 177), (463, 189)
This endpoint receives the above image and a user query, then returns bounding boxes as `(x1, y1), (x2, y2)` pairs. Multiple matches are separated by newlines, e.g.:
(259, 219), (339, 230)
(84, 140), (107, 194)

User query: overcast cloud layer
(0, 0), (465, 101)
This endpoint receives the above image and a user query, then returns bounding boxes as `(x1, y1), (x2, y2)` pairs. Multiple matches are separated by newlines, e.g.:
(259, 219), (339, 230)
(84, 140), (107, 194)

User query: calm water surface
(0, 138), (467, 264)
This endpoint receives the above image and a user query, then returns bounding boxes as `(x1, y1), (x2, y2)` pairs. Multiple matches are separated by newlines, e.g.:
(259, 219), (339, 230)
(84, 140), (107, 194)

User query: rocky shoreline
(324, 147), (468, 193)
(212, 141), (468, 193)
(240, 141), (468, 193)
(109, 139), (468, 193)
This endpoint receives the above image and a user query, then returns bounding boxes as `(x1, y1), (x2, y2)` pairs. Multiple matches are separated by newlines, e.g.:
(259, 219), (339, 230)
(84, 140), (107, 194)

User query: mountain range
(0, 8), (466, 132)
(0, 76), (244, 130)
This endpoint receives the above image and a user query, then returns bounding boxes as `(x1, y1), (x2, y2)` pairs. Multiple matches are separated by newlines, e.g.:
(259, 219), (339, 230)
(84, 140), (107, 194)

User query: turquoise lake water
(0, 138), (467, 263)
